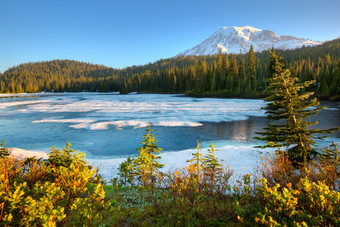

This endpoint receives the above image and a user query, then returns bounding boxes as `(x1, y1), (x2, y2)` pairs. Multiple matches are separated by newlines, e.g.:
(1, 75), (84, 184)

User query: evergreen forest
(1, 39), (339, 99)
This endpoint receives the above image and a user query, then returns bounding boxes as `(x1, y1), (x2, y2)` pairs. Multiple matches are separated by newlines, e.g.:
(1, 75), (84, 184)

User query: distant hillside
(0, 60), (119, 92)
(0, 39), (339, 98)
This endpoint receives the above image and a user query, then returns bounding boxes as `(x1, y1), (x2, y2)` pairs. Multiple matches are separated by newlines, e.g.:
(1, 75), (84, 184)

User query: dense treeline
(1, 39), (339, 98)
(0, 60), (120, 93)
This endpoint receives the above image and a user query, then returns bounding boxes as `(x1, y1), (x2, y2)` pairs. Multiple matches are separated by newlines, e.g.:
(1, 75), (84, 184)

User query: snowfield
(179, 26), (322, 56)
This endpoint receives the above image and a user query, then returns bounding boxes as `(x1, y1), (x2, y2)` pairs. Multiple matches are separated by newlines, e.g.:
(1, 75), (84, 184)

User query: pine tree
(48, 142), (86, 168)
(222, 53), (230, 74)
(134, 125), (164, 187)
(230, 54), (238, 78)
(225, 72), (232, 91)
(117, 156), (135, 186)
(216, 52), (226, 91)
(268, 49), (285, 80)
(211, 71), (218, 92)
(0, 139), (9, 159)
(217, 51), (224, 76)
(318, 141), (339, 167)
(196, 60), (208, 92)
(254, 65), (333, 165)
(202, 143), (222, 185)
(187, 141), (205, 181)
(238, 53), (246, 93)
(202, 143), (221, 171)
(247, 45), (257, 91)
(238, 54), (246, 80)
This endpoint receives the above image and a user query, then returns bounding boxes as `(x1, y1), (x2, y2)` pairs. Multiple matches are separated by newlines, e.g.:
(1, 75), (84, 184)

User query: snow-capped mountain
(179, 26), (322, 56)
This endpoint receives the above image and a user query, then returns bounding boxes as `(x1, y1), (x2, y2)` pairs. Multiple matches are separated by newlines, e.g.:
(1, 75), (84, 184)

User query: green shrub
(147, 142), (235, 225)
(0, 144), (111, 226)
(47, 142), (87, 168)
(236, 177), (340, 226)
(0, 139), (9, 159)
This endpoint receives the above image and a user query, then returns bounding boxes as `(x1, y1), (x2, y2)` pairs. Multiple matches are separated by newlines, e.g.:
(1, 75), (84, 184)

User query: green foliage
(269, 49), (286, 78)
(47, 142), (87, 168)
(236, 177), (340, 226)
(0, 60), (119, 93)
(318, 141), (339, 165)
(186, 141), (205, 179)
(255, 51), (336, 164)
(255, 150), (340, 192)
(0, 152), (110, 226)
(112, 135), (339, 225)
(116, 126), (165, 187)
(318, 142), (339, 178)
(247, 45), (257, 91)
(2, 135), (339, 225)
(117, 156), (135, 186)
(230, 53), (238, 78)
(133, 125), (164, 187)
(0, 139), (9, 159)
(202, 142), (221, 171)
(146, 142), (234, 226)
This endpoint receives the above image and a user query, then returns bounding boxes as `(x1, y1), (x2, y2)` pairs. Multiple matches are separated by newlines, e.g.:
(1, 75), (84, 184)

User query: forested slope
(1, 39), (339, 98)
(0, 60), (119, 92)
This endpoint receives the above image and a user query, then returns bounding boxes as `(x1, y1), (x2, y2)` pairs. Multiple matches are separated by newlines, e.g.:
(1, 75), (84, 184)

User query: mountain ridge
(179, 26), (322, 56)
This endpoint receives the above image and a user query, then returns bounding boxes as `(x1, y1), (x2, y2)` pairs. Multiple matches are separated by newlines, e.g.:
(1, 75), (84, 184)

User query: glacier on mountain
(179, 26), (322, 56)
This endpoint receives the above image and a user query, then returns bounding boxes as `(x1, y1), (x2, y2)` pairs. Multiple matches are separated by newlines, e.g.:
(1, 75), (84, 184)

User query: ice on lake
(0, 93), (339, 182)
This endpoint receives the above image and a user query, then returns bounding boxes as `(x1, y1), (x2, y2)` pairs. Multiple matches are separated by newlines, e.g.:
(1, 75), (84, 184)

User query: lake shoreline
(1, 91), (339, 101)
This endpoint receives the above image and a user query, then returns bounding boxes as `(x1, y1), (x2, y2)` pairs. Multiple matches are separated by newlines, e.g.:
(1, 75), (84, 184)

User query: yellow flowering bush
(149, 142), (235, 225)
(0, 144), (110, 226)
(236, 177), (340, 226)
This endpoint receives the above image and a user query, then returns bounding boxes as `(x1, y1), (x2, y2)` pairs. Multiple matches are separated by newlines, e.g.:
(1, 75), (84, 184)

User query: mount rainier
(179, 26), (322, 56)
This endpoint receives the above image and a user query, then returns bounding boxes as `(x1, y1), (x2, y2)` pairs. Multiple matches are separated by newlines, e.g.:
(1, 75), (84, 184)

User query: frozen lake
(0, 93), (339, 181)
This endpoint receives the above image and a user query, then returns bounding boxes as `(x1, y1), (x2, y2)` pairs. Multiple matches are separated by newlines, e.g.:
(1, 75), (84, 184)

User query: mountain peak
(224, 26), (262, 32)
(179, 26), (322, 56)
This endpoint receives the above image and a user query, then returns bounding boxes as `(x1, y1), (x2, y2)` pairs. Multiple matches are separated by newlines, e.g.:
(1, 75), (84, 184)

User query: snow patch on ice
(88, 142), (275, 182)
(34, 119), (204, 130)
(0, 100), (51, 109)
(33, 119), (95, 124)
(104, 121), (149, 129)
(157, 121), (203, 127)
(33, 119), (95, 129)
(8, 148), (48, 160)
(28, 94), (266, 130)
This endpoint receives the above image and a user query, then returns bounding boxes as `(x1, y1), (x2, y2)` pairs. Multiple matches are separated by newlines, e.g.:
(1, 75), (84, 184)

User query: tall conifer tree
(269, 49), (285, 79)
(238, 53), (246, 93)
(247, 45), (257, 91)
(238, 54), (246, 80)
(255, 51), (335, 165)
(230, 54), (238, 78)
(222, 53), (230, 74)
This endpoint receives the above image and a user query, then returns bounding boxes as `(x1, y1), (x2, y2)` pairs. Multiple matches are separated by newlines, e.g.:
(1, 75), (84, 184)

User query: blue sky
(1, 0), (339, 73)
